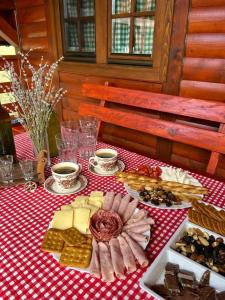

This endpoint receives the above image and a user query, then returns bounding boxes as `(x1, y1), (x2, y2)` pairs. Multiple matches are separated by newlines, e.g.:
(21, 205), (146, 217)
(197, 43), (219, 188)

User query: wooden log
(21, 37), (49, 52)
(186, 33), (225, 58)
(189, 6), (225, 33)
(183, 57), (225, 83)
(16, 0), (44, 9)
(82, 83), (225, 122)
(17, 5), (46, 24)
(79, 103), (225, 154)
(180, 80), (225, 101)
(20, 22), (47, 38)
(192, 0), (225, 8)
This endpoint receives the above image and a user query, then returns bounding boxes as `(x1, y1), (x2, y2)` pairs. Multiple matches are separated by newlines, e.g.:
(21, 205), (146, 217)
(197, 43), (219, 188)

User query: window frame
(53, 0), (174, 83)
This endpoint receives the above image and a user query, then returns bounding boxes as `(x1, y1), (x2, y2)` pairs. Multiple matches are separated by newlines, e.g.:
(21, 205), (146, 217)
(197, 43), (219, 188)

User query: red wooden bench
(79, 83), (225, 175)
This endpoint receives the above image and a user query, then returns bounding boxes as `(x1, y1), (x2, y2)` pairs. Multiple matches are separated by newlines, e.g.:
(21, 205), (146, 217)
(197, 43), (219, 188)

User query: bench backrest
(80, 82), (225, 175)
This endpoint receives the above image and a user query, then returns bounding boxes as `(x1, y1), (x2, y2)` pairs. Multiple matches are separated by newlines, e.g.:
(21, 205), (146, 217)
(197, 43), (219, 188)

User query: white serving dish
(140, 219), (225, 299)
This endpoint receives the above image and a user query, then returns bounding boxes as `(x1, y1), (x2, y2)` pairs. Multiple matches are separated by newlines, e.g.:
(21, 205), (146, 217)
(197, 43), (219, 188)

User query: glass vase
(31, 130), (51, 166)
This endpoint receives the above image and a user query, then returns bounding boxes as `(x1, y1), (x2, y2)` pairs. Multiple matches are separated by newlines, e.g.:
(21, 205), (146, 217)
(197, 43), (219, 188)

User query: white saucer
(44, 175), (88, 195)
(88, 160), (125, 176)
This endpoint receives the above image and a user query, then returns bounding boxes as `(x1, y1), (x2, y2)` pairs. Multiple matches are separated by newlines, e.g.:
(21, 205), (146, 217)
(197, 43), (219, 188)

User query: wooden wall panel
(180, 80), (225, 101)
(192, 0), (225, 8)
(189, 6), (225, 33)
(183, 58), (225, 83)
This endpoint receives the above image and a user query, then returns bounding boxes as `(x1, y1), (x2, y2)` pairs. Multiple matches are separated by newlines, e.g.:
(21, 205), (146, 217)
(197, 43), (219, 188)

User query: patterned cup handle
(89, 157), (97, 167)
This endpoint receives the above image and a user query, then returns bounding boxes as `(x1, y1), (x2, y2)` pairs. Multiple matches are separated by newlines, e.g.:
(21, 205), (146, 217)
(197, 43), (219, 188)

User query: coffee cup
(89, 149), (118, 173)
(51, 162), (82, 190)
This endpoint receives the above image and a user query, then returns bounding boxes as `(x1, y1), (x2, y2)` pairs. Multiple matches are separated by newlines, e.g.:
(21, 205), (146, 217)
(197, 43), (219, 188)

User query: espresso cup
(51, 162), (82, 190)
(89, 149), (118, 172)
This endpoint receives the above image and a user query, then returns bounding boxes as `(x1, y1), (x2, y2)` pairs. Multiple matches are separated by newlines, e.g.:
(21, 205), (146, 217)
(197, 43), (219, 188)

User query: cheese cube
(73, 208), (91, 234)
(90, 191), (103, 197)
(83, 204), (99, 216)
(61, 205), (73, 211)
(52, 210), (73, 230)
(88, 198), (102, 208)
(70, 196), (89, 208)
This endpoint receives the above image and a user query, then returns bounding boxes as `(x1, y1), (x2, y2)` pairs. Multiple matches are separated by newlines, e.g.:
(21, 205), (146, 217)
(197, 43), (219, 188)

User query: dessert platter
(41, 191), (154, 282)
(115, 165), (207, 209)
(44, 175), (88, 196)
(88, 160), (125, 176)
(140, 201), (225, 299)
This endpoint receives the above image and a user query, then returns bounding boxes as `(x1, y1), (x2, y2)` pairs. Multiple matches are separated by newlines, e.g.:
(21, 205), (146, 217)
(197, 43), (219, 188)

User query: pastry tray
(140, 219), (225, 299)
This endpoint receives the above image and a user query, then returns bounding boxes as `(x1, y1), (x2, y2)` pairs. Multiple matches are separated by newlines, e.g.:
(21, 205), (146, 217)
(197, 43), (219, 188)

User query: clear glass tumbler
(19, 159), (35, 181)
(60, 120), (79, 145)
(55, 134), (78, 163)
(78, 128), (97, 159)
(0, 155), (13, 183)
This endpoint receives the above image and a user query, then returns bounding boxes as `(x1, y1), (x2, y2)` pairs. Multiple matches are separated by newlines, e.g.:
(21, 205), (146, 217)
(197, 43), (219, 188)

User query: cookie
(60, 227), (88, 246)
(192, 202), (225, 222)
(59, 244), (92, 268)
(189, 209), (225, 236)
(41, 228), (64, 253)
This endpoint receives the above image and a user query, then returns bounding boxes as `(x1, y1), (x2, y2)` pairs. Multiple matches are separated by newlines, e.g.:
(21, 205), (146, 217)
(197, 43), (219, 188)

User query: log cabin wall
(15, 0), (225, 178)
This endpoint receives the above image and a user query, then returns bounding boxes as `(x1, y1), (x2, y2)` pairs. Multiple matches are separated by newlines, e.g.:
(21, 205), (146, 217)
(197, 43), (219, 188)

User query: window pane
(112, 18), (130, 53)
(63, 0), (77, 17)
(81, 0), (94, 16)
(133, 17), (154, 54)
(65, 22), (79, 51)
(136, 0), (156, 12)
(112, 0), (131, 14)
(81, 21), (96, 52)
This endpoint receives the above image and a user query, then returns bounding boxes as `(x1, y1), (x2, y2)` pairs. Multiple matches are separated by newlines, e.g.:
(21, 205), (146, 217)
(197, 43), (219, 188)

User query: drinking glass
(60, 120), (79, 145)
(55, 134), (78, 163)
(79, 116), (98, 131)
(78, 127), (97, 159)
(19, 159), (35, 181)
(0, 155), (13, 183)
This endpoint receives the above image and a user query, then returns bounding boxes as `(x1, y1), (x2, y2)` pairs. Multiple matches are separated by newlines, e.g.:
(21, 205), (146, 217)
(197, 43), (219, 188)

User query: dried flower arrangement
(0, 49), (66, 153)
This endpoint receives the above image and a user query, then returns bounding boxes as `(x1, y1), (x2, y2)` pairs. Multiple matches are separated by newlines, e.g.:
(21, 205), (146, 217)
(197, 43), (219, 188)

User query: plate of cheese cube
(47, 191), (104, 272)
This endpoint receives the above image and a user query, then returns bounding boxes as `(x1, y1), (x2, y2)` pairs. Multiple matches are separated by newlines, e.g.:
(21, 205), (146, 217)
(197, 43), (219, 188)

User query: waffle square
(60, 227), (88, 246)
(59, 244), (92, 268)
(41, 228), (64, 253)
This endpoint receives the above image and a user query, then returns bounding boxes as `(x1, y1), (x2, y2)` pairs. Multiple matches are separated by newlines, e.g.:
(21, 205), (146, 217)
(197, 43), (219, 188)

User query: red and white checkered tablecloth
(1, 133), (225, 300)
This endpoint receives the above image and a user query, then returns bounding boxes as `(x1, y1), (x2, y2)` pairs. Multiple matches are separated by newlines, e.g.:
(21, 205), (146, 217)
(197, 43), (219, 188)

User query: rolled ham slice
(122, 199), (139, 223)
(124, 224), (150, 234)
(125, 209), (148, 225)
(122, 232), (148, 267)
(98, 242), (115, 282)
(117, 235), (136, 274)
(123, 218), (154, 231)
(117, 194), (131, 217)
(109, 238), (126, 280)
(89, 238), (100, 278)
(126, 231), (149, 243)
(103, 191), (115, 210)
(111, 193), (122, 212)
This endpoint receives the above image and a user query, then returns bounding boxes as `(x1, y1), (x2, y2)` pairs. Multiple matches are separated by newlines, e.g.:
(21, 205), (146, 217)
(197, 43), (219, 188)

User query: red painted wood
(82, 83), (225, 123)
(79, 103), (225, 154)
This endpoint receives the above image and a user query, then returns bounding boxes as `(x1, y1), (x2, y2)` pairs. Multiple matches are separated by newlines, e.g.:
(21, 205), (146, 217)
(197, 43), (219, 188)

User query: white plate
(124, 166), (202, 210)
(49, 208), (151, 273)
(140, 219), (225, 299)
(88, 160), (125, 176)
(44, 175), (88, 196)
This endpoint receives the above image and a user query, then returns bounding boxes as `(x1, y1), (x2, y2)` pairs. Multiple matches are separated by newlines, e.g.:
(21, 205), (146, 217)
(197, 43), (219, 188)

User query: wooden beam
(158, 0), (190, 162)
(0, 16), (18, 47)
(0, 0), (15, 10)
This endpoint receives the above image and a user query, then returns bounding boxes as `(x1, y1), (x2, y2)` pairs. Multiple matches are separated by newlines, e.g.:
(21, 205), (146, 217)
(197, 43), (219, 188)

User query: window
(109, 0), (156, 65)
(55, 0), (174, 82)
(60, 0), (96, 61)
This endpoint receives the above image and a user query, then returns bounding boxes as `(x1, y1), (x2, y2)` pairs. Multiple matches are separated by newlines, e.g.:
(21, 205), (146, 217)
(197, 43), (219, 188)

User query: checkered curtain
(133, 17), (154, 54)
(114, 0), (131, 14)
(82, 22), (96, 52)
(112, 19), (130, 53)
(63, 0), (95, 53)
(136, 0), (156, 11)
